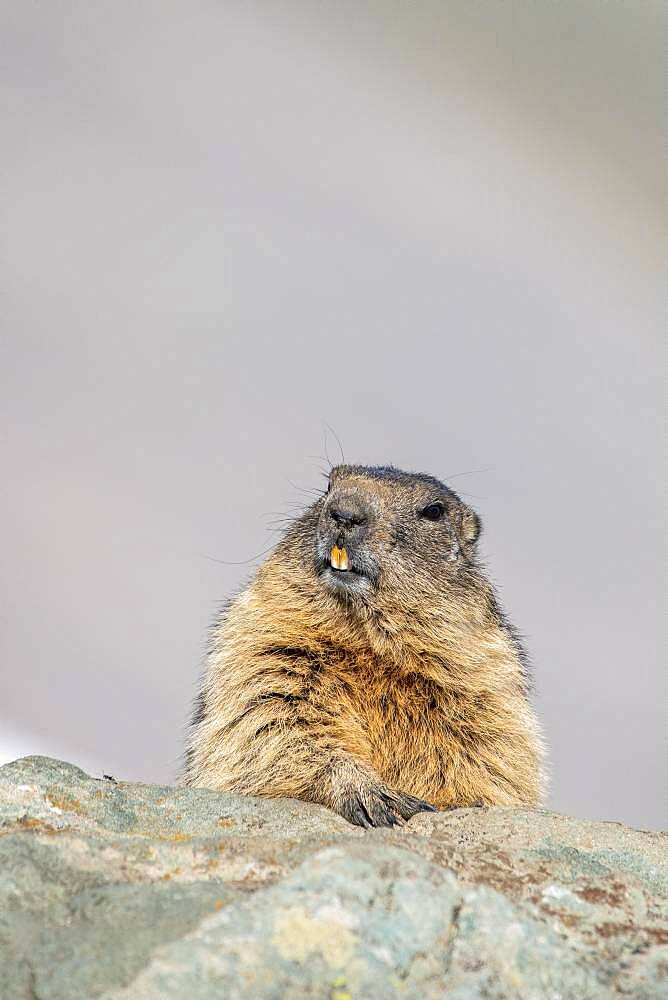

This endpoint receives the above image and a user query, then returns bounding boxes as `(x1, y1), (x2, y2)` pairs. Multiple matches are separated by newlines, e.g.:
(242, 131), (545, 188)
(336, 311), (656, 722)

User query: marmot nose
(328, 504), (368, 530)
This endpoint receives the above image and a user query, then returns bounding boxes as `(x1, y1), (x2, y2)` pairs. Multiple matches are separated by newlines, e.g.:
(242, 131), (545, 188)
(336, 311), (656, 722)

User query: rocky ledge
(0, 756), (665, 999)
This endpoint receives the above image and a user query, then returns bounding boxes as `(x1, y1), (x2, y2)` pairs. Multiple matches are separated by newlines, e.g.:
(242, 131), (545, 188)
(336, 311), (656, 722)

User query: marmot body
(184, 464), (546, 826)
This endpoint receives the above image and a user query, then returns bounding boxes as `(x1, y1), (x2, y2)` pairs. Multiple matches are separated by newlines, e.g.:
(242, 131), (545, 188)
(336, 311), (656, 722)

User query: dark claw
(341, 792), (396, 828)
(391, 791), (438, 821)
(342, 798), (372, 828)
(366, 796), (403, 828)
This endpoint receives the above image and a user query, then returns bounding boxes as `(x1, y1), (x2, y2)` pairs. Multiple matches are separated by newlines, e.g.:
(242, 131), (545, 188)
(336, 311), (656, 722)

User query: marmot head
(283, 465), (482, 611)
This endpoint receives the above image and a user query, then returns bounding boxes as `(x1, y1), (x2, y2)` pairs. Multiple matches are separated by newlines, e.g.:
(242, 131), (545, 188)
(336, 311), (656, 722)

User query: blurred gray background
(1, 2), (664, 829)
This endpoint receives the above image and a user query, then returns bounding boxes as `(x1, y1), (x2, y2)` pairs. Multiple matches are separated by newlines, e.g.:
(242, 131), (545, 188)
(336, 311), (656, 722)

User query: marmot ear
(446, 499), (481, 557)
(460, 506), (481, 549)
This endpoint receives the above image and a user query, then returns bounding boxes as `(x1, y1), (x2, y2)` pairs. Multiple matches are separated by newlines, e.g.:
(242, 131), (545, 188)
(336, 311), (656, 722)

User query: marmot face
(292, 464), (482, 612)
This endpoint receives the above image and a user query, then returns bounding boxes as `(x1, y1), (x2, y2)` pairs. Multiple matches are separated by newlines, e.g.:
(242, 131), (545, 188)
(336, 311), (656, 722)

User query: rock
(0, 756), (665, 999)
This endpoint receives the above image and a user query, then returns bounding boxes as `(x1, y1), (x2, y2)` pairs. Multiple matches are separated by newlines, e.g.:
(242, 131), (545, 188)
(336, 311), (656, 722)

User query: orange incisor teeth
(330, 545), (349, 571)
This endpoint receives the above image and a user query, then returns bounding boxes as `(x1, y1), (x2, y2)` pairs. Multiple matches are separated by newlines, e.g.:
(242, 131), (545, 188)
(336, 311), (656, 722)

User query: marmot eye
(420, 501), (445, 522)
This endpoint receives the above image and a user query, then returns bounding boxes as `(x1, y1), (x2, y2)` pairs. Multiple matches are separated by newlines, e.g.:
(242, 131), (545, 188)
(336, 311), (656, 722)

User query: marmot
(184, 464), (546, 827)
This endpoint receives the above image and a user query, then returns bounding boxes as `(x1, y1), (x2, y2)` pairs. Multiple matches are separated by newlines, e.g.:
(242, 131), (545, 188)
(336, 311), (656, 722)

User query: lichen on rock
(0, 756), (666, 998)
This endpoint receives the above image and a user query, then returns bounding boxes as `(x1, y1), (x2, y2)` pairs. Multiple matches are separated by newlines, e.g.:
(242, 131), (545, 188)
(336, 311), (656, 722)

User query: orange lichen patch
(151, 831), (192, 842)
(213, 840), (235, 855)
(46, 793), (82, 813)
(213, 899), (226, 910)
(218, 817), (236, 828)
(595, 921), (637, 940)
(1, 816), (61, 835)
(591, 923), (668, 946)
(18, 816), (50, 829)
(577, 883), (626, 907)
(540, 906), (582, 929)
(158, 867), (183, 881)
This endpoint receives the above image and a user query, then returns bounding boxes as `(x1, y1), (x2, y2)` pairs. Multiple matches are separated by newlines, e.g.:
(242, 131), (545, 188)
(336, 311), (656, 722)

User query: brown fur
(184, 465), (546, 826)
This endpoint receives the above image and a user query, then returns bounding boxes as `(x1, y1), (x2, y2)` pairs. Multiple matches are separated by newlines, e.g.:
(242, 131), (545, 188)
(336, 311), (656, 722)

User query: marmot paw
(340, 783), (437, 829)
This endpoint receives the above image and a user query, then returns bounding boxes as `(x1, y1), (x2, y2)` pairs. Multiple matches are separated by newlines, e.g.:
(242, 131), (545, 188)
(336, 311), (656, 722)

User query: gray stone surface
(0, 756), (665, 999)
